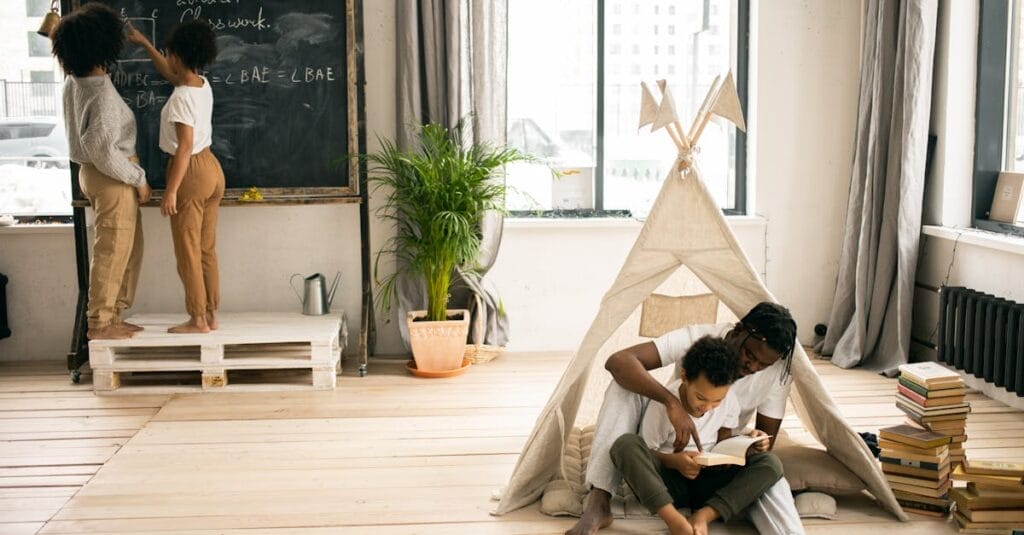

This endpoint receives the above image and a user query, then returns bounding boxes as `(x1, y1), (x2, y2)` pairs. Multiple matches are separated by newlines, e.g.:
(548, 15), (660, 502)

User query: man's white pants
(585, 382), (805, 534)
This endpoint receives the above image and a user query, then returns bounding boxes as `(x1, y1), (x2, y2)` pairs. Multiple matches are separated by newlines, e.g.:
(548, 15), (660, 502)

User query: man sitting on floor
(611, 336), (784, 534)
(567, 302), (803, 535)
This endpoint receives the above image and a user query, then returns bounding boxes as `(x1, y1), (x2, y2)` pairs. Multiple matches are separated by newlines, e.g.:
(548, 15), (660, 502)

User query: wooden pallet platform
(88, 313), (342, 394)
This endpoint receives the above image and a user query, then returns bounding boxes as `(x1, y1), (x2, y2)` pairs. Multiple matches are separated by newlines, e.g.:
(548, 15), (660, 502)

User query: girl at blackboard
(52, 3), (152, 340)
(128, 20), (224, 334)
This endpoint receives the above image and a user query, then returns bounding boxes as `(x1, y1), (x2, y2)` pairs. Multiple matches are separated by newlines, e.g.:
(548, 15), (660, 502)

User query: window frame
(512, 0), (750, 218)
(974, 0), (1024, 235)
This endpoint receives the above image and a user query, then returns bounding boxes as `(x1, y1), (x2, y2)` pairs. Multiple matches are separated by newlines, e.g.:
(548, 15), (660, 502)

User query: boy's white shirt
(159, 76), (214, 155)
(639, 377), (741, 454)
(653, 323), (792, 426)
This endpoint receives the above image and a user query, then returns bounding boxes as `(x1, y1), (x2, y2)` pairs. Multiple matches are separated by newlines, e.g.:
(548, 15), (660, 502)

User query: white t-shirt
(159, 76), (213, 155)
(653, 323), (792, 427)
(640, 377), (741, 453)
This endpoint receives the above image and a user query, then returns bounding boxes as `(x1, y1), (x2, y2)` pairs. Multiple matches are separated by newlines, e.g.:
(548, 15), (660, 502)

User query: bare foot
(167, 317), (210, 334)
(688, 506), (717, 535)
(88, 324), (135, 340)
(667, 516), (695, 535)
(118, 321), (144, 332)
(658, 504), (694, 535)
(566, 489), (613, 535)
(687, 518), (707, 535)
(205, 311), (218, 330)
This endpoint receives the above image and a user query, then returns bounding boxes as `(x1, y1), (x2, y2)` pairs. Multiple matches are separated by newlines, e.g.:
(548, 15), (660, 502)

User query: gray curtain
(816, 0), (937, 374)
(394, 0), (510, 348)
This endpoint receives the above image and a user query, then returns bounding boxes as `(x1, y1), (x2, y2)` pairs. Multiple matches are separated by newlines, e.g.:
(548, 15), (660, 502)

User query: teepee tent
(494, 75), (906, 520)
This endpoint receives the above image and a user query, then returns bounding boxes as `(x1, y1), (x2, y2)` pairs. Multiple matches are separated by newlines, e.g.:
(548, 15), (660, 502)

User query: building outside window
(507, 0), (746, 217)
(26, 0), (50, 17)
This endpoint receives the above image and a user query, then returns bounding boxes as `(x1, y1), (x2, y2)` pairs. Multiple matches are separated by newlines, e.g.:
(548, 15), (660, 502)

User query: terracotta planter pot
(407, 309), (470, 372)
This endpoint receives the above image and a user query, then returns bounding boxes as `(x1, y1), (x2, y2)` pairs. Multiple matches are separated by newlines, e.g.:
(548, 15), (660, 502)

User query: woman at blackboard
(128, 20), (224, 334)
(52, 4), (152, 341)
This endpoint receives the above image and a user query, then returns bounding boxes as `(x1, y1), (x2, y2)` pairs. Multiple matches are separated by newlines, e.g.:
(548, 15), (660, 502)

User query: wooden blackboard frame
(62, 0), (366, 203)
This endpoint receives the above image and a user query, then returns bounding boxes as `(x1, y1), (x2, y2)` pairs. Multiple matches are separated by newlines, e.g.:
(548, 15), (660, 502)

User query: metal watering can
(290, 271), (340, 315)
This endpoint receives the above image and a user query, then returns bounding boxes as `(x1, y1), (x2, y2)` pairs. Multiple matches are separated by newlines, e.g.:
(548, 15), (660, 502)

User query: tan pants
(80, 163), (144, 330)
(169, 148), (225, 318)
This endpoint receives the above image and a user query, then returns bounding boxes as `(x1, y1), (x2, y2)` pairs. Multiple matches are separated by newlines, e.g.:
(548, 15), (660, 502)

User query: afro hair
(166, 20), (218, 71)
(681, 336), (741, 387)
(51, 2), (126, 77)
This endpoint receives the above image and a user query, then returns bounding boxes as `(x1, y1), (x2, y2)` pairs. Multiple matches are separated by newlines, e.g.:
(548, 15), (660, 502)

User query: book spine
(895, 498), (950, 514)
(898, 376), (929, 396)
(881, 456), (942, 471)
(897, 385), (928, 405)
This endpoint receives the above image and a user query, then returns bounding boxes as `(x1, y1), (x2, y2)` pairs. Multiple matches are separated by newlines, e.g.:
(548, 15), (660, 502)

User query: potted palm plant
(361, 120), (528, 374)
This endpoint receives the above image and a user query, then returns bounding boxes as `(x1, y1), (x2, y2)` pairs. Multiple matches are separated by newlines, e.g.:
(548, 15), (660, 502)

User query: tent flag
(493, 74), (907, 522)
(638, 82), (660, 130)
(709, 71), (746, 132)
(651, 80), (680, 133)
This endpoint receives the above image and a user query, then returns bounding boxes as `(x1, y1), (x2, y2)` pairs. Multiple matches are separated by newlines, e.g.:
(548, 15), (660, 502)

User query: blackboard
(67, 0), (362, 199)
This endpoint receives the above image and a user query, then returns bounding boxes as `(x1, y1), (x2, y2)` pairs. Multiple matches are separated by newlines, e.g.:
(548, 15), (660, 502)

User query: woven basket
(464, 343), (502, 364)
(464, 293), (504, 364)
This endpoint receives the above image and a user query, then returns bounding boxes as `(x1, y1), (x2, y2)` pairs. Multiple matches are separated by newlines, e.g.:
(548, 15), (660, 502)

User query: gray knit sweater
(63, 75), (147, 187)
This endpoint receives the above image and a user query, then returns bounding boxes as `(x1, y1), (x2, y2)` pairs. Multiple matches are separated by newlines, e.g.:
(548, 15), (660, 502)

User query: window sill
(922, 225), (1024, 256)
(505, 214), (766, 230)
(0, 224), (73, 235)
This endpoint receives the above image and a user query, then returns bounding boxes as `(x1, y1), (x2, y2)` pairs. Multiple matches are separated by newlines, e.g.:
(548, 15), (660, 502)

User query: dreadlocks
(739, 302), (798, 382)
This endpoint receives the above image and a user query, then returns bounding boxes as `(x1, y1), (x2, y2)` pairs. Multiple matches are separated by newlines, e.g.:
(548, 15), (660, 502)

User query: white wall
(923, 0), (977, 228)
(0, 0), (865, 360)
(0, 227), (77, 361)
(751, 0), (862, 344)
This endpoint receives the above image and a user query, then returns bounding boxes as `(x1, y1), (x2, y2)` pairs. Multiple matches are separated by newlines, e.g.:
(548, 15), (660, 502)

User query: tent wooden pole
(689, 75), (723, 140)
(691, 112), (715, 146)
(664, 123), (687, 151)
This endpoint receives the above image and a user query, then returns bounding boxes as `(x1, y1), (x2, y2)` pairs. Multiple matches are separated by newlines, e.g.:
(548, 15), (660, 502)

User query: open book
(693, 434), (771, 467)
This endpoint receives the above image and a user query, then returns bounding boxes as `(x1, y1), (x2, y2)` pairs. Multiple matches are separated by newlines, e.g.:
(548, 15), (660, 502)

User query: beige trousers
(79, 163), (144, 330)
(169, 148), (225, 318)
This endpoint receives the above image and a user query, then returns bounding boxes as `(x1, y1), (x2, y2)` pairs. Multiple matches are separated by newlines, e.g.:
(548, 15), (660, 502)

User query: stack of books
(879, 424), (953, 517)
(897, 361), (970, 465)
(950, 458), (1024, 533)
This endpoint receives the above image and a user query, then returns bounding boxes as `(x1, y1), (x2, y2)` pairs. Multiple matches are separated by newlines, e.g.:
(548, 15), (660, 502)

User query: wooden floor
(1, 352), (1022, 534)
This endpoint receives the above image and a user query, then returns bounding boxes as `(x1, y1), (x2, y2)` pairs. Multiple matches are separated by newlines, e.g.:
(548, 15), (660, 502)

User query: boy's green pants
(610, 433), (784, 521)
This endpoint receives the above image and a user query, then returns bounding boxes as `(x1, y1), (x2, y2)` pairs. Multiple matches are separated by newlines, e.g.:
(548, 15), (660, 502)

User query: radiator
(937, 286), (1024, 396)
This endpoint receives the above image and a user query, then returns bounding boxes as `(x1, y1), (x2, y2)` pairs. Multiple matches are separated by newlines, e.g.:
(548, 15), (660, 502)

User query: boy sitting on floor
(610, 336), (784, 535)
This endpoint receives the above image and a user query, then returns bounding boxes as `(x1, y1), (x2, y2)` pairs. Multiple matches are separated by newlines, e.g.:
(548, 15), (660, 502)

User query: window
(975, 0), (1024, 233)
(1, 8), (69, 219)
(26, 0), (50, 17)
(507, 0), (748, 217)
(26, 32), (50, 57)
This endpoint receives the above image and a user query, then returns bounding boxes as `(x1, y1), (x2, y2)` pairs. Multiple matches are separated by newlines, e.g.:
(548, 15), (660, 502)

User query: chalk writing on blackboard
(92, 0), (359, 197)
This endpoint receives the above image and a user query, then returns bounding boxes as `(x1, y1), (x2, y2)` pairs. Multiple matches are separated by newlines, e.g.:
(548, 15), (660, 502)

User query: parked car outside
(0, 116), (69, 169)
